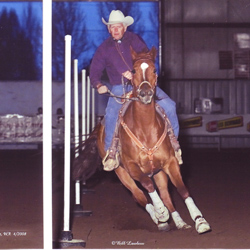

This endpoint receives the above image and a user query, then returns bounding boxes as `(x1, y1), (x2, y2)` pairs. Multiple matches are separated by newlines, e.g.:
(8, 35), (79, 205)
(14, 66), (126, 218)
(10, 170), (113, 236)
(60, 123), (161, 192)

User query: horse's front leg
(153, 170), (191, 230)
(146, 190), (170, 231)
(126, 164), (169, 230)
(166, 159), (211, 234)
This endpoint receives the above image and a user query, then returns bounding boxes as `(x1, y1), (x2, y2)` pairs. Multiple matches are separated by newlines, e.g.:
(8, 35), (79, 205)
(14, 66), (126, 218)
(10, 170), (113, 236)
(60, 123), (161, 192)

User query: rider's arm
(89, 45), (106, 89)
(122, 70), (133, 80)
(96, 83), (108, 94)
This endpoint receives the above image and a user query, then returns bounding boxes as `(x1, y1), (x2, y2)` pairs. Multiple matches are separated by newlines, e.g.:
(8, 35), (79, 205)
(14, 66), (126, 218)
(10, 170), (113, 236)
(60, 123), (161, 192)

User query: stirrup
(175, 148), (183, 165)
(102, 150), (120, 171)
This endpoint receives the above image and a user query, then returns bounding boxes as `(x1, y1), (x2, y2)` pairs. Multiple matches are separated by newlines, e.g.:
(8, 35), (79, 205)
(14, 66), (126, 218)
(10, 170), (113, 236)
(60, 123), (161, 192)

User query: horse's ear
(130, 46), (137, 61)
(150, 46), (157, 62)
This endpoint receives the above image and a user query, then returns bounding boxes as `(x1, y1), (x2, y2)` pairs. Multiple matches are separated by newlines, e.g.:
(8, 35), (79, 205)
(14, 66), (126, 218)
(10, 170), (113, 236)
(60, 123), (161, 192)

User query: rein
(119, 112), (168, 162)
(106, 75), (139, 104)
(107, 89), (139, 103)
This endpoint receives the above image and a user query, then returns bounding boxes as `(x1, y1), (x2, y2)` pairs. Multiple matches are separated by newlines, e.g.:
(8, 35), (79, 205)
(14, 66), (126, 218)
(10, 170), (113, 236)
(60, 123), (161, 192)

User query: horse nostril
(148, 90), (153, 96)
(140, 92), (145, 97)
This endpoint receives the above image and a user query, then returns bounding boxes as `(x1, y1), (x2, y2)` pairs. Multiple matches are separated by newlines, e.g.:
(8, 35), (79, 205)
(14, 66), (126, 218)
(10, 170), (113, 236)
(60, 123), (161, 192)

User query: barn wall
(168, 79), (250, 115)
(162, 0), (250, 80)
(161, 0), (250, 148)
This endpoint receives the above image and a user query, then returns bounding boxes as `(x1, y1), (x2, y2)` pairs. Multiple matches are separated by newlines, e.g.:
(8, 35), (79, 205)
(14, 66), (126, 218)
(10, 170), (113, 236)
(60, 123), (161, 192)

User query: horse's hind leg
(153, 170), (191, 230)
(166, 160), (211, 234)
(115, 167), (148, 207)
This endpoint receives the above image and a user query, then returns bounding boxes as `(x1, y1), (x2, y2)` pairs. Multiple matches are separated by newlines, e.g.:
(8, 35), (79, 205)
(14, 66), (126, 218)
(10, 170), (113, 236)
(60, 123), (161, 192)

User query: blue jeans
(104, 85), (179, 151)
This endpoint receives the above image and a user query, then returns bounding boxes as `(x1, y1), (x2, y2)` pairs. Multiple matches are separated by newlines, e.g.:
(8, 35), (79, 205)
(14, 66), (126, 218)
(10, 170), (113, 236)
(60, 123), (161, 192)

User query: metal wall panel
(164, 0), (183, 23)
(183, 0), (228, 23)
(168, 80), (250, 115)
(162, 0), (250, 148)
(164, 27), (250, 79)
(164, 0), (250, 23)
(228, 0), (250, 23)
(181, 136), (250, 149)
(164, 28), (183, 78)
(183, 28), (230, 79)
(162, 0), (250, 79)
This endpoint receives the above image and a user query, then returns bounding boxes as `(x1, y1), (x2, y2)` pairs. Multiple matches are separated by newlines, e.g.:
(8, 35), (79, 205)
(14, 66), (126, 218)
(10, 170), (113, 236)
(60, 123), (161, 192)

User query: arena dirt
(1, 148), (249, 249)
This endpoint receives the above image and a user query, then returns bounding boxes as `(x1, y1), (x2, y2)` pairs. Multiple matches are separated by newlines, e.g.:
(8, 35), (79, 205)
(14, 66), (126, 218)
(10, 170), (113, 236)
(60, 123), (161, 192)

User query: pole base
(73, 204), (93, 217)
(59, 238), (86, 248)
(57, 230), (86, 248)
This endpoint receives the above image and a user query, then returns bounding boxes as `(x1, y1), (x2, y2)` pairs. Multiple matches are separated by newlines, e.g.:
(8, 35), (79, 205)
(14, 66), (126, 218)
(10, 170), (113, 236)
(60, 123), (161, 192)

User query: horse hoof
(177, 223), (192, 230)
(158, 222), (171, 232)
(195, 217), (211, 234)
(171, 211), (191, 230)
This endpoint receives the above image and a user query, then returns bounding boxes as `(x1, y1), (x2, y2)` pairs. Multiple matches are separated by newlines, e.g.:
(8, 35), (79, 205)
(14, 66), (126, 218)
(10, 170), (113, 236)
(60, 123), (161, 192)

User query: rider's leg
(103, 85), (124, 171)
(155, 87), (183, 164)
(104, 85), (123, 151)
(155, 87), (179, 137)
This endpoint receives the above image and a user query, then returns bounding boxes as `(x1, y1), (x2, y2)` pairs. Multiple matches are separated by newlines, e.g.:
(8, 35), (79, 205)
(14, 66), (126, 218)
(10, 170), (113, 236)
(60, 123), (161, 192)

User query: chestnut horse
(73, 47), (211, 234)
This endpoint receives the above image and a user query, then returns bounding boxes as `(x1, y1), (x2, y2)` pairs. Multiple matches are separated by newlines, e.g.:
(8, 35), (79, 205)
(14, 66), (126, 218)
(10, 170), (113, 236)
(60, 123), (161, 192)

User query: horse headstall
(131, 59), (157, 95)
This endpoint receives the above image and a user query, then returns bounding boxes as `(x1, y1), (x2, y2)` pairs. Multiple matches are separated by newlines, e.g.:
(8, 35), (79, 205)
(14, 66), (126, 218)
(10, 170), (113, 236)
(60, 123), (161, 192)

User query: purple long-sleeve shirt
(90, 31), (148, 88)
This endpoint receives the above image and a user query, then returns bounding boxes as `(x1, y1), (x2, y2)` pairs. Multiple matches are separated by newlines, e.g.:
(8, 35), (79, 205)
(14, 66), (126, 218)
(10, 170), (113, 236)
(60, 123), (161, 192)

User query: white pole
(74, 60), (81, 206)
(75, 180), (81, 205)
(63, 35), (72, 232)
(92, 87), (95, 130)
(43, 0), (52, 249)
(59, 37), (85, 249)
(74, 59), (79, 157)
(86, 76), (90, 135)
(82, 70), (86, 141)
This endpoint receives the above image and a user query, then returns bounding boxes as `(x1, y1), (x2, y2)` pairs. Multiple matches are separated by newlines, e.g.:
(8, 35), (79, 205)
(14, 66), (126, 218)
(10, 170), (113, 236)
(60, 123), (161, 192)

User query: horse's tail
(72, 123), (102, 182)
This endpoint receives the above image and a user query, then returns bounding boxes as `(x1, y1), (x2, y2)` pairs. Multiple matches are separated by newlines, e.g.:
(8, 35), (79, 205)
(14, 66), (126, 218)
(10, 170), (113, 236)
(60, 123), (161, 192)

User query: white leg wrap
(148, 190), (162, 204)
(145, 203), (158, 224)
(185, 197), (203, 221)
(171, 211), (191, 230)
(148, 191), (169, 222)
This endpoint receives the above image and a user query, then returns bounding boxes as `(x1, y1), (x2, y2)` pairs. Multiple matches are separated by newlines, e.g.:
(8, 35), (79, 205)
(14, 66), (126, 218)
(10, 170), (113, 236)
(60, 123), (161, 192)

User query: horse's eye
(153, 69), (157, 74)
(131, 69), (136, 74)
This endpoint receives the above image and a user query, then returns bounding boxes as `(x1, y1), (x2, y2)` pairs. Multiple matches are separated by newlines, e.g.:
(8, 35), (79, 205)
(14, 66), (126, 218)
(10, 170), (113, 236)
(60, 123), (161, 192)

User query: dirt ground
(0, 148), (250, 249)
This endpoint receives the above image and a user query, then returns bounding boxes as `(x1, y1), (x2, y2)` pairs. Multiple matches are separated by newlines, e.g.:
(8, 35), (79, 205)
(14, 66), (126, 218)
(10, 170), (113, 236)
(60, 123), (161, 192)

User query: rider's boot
(102, 137), (120, 171)
(155, 104), (183, 165)
(168, 130), (183, 165)
(170, 136), (183, 165)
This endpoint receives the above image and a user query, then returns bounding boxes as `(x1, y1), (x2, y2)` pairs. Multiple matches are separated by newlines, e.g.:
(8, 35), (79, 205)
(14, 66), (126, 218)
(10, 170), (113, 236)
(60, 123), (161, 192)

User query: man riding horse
(89, 10), (182, 171)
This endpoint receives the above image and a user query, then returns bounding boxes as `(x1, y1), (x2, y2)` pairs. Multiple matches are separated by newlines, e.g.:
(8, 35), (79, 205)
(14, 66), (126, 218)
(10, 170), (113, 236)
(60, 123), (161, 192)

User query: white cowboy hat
(102, 10), (134, 26)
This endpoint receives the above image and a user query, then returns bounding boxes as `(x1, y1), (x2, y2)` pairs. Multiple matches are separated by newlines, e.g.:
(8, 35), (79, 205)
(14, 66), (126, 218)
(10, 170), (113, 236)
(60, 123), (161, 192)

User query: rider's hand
(122, 70), (133, 80)
(97, 85), (109, 94)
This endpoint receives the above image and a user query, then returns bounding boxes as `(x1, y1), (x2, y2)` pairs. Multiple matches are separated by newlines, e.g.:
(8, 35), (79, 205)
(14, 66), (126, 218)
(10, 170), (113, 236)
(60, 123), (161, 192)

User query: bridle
(135, 80), (154, 97)
(131, 59), (157, 98)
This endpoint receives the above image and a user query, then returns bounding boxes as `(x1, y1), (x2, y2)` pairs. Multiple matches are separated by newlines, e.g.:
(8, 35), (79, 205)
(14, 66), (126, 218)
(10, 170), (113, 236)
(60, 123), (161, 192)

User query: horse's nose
(139, 89), (154, 97)
(138, 89), (154, 104)
(148, 89), (154, 97)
